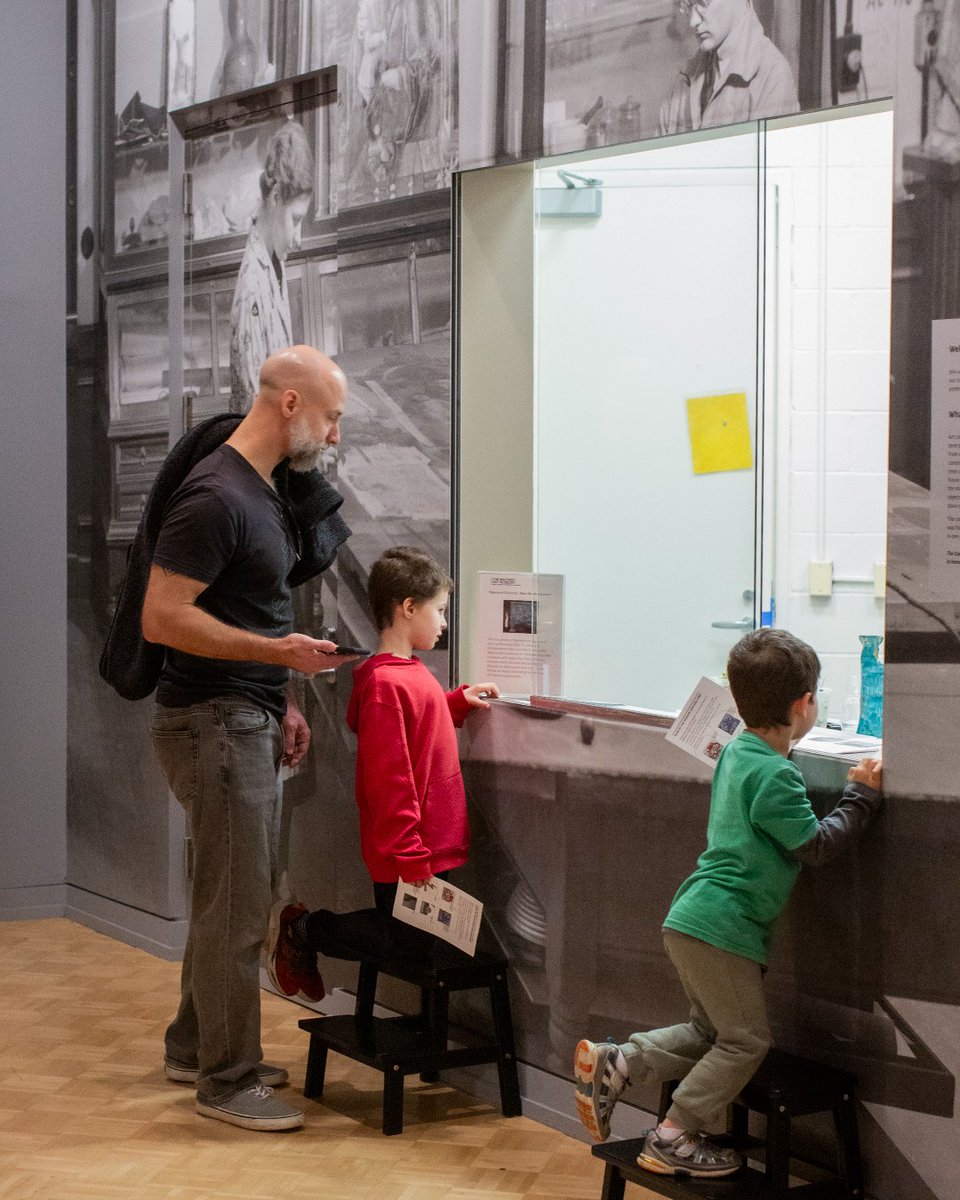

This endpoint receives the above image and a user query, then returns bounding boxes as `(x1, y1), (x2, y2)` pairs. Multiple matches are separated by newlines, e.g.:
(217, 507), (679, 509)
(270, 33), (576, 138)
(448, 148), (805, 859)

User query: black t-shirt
(152, 444), (297, 720)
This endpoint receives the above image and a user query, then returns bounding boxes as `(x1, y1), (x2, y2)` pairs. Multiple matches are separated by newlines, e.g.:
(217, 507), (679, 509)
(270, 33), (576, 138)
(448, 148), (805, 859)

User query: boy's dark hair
(368, 546), (454, 631)
(726, 628), (820, 728)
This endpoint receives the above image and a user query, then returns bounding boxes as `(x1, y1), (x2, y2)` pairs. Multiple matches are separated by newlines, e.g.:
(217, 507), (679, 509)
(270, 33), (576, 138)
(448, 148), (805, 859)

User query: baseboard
(444, 1059), (656, 1144)
(0, 884), (67, 921)
(65, 885), (188, 961)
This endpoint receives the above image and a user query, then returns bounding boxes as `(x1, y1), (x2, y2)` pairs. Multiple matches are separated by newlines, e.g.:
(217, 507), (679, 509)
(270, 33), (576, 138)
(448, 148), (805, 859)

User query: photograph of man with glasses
(659, 0), (799, 135)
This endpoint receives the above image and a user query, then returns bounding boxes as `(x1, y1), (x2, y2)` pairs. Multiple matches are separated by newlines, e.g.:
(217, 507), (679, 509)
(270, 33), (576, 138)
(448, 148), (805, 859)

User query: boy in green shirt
(574, 629), (882, 1178)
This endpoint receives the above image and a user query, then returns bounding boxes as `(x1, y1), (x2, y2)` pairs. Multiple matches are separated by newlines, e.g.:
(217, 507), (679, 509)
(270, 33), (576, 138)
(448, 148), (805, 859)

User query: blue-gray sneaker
(196, 1082), (303, 1131)
(637, 1129), (742, 1177)
(574, 1038), (629, 1141)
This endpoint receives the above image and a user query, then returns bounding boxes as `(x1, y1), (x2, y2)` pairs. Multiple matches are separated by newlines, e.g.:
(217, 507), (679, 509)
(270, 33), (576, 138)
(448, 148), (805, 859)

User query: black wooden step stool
(591, 1048), (863, 1200)
(298, 946), (522, 1135)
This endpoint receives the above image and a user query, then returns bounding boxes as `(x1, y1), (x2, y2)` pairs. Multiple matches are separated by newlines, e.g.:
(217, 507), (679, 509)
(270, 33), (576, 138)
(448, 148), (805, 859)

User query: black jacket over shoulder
(99, 413), (351, 701)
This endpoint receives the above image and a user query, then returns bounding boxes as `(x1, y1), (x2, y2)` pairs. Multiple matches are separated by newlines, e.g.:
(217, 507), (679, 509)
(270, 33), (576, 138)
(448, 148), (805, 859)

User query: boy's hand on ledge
(463, 682), (500, 709)
(849, 756), (882, 792)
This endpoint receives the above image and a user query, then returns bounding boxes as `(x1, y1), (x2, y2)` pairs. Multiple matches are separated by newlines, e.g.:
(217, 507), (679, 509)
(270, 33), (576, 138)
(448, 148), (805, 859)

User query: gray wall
(0, 0), (67, 915)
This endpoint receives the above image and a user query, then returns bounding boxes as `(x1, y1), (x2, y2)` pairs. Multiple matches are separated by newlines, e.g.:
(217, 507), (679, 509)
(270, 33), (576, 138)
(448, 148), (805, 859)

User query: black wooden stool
(592, 1048), (864, 1199)
(298, 945), (522, 1135)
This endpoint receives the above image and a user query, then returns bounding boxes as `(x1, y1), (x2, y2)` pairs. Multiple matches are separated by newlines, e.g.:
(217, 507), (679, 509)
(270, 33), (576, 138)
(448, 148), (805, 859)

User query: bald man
(142, 346), (354, 1132)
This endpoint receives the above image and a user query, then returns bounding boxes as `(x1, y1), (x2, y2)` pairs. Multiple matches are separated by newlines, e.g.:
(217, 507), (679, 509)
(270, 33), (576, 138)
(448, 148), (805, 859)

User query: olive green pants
(619, 929), (771, 1132)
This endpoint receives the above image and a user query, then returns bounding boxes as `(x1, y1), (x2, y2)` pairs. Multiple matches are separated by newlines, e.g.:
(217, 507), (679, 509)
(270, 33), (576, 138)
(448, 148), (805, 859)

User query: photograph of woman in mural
(229, 119), (314, 413)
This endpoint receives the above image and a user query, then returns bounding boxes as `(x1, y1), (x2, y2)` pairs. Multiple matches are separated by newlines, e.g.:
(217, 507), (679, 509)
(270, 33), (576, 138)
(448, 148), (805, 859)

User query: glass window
(534, 126), (762, 711)
(524, 105), (892, 716)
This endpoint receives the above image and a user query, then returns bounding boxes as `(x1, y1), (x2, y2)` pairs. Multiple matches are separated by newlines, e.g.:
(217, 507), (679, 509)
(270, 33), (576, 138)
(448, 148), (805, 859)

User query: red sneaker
(266, 902), (326, 1002)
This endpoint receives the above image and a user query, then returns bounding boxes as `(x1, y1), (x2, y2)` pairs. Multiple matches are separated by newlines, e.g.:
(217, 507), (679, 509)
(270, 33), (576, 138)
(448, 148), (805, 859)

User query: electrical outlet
(874, 562), (886, 598)
(809, 561), (834, 597)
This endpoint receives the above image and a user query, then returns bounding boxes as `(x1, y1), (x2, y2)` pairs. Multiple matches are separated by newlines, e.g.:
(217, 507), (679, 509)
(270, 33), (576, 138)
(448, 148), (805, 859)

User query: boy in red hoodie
(267, 546), (498, 998)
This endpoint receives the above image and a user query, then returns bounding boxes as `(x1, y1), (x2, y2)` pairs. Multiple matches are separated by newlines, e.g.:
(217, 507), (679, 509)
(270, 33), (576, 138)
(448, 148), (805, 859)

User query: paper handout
(392, 876), (484, 956)
(665, 676), (744, 768)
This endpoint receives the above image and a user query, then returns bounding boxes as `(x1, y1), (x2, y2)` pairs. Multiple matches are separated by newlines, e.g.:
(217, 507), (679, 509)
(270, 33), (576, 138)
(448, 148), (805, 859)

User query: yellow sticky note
(686, 392), (753, 475)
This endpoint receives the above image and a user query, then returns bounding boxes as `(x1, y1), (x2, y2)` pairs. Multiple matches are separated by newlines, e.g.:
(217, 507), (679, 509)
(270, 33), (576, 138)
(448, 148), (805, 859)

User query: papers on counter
(392, 876), (483, 956)
(794, 728), (882, 759)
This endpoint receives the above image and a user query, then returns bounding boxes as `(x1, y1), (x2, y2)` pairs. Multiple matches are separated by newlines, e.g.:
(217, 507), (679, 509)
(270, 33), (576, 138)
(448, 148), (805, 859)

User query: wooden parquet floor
(0, 919), (650, 1200)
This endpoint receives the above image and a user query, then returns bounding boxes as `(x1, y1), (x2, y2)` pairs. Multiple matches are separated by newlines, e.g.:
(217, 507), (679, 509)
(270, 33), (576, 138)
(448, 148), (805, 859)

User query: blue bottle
(857, 634), (883, 737)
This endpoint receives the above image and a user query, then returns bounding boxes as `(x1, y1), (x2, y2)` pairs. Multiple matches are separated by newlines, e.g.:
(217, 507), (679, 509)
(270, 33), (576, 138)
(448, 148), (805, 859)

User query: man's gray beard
(286, 418), (326, 473)
(287, 448), (324, 473)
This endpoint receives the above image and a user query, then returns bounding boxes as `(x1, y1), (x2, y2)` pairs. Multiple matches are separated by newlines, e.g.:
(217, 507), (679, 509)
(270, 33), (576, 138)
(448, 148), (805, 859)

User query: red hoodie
(346, 653), (473, 883)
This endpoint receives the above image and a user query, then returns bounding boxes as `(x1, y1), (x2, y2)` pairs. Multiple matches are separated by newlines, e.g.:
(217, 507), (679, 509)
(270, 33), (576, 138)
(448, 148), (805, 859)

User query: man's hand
(463, 681), (501, 709)
(848, 756), (882, 791)
(142, 568), (365, 676)
(276, 634), (364, 675)
(281, 698), (311, 768)
(143, 568), (354, 674)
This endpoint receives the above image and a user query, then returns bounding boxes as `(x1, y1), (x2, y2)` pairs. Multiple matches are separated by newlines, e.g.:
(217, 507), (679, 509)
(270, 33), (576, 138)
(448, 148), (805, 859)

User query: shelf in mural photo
(103, 1), (337, 282)
(107, 275), (258, 430)
(105, 108), (336, 281)
(103, 0), (458, 282)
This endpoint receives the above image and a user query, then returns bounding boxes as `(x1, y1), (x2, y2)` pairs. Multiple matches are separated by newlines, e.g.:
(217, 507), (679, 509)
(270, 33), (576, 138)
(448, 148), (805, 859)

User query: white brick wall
(769, 111), (892, 721)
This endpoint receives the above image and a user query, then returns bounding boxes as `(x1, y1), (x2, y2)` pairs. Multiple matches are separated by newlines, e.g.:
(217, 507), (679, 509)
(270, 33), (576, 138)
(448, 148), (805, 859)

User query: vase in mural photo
(221, 0), (257, 95)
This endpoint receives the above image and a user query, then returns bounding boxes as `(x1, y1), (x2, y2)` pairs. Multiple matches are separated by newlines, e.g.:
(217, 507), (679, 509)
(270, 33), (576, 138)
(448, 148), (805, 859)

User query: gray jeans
(151, 697), (283, 1100)
(620, 929), (771, 1132)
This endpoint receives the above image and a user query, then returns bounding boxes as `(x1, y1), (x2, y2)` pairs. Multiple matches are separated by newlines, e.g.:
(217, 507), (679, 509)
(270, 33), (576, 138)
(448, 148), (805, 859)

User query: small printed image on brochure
(666, 676), (743, 768)
(392, 877), (484, 956)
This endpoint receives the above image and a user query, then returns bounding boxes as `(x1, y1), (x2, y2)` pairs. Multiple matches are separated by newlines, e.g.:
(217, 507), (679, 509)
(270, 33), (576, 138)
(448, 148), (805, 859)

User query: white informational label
(392, 876), (484, 956)
(665, 676), (744, 768)
(477, 572), (564, 695)
(930, 318), (960, 598)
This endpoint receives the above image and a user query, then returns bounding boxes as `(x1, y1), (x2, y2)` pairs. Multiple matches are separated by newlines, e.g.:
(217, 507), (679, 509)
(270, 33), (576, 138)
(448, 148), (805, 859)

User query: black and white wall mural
(68, 5), (960, 1196)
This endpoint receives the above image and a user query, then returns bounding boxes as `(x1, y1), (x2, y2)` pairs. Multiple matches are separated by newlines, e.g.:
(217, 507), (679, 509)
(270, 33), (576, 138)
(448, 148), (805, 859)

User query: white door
(534, 133), (762, 711)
